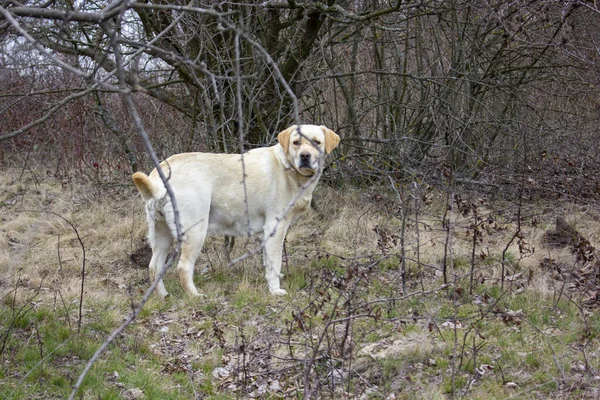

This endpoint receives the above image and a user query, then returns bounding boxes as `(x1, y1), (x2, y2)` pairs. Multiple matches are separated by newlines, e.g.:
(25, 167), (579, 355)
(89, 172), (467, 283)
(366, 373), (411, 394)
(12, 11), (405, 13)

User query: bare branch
(0, 5), (95, 80)
(68, 5), (185, 397)
(4, 1), (234, 23)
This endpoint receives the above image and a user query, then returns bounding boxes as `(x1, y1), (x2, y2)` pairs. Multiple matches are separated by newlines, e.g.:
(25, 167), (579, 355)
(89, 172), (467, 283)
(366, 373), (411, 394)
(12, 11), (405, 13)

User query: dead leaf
(441, 320), (463, 329)
(122, 388), (144, 400)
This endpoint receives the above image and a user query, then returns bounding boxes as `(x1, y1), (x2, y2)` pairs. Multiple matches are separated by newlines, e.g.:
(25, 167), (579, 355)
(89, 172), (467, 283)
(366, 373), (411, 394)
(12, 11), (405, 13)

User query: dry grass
(0, 167), (145, 304)
(1, 167), (600, 399)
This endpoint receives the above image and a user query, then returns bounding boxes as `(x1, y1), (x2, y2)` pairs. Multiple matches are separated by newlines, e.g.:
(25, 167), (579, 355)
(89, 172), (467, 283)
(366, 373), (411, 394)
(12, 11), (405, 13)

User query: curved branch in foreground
(69, 11), (185, 398)
(69, 7), (307, 394)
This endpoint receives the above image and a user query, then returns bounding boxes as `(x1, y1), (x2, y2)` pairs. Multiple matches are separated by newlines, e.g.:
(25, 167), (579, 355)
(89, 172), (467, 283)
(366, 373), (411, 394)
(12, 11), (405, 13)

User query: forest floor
(1, 165), (600, 399)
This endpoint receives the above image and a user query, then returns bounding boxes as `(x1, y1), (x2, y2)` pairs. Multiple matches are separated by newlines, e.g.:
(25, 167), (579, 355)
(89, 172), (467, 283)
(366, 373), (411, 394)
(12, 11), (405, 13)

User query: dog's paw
(270, 288), (288, 296)
(187, 289), (206, 298)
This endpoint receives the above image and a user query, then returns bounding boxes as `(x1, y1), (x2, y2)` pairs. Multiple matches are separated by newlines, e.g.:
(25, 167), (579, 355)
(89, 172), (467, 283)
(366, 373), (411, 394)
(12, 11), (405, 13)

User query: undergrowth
(1, 168), (600, 399)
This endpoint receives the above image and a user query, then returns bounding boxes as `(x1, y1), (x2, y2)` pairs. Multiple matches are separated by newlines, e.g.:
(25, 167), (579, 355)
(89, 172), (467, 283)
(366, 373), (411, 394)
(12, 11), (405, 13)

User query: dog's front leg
(263, 219), (290, 295)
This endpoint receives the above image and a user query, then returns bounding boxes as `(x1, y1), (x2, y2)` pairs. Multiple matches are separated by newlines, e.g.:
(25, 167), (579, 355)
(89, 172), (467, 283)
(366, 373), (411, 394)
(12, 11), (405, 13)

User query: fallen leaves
(493, 308), (524, 326)
(440, 320), (463, 329)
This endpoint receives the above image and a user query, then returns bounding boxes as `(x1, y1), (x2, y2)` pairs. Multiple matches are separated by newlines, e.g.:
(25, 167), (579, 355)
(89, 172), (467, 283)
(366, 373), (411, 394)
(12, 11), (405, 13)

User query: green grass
(0, 294), (206, 399)
(4, 264), (597, 400)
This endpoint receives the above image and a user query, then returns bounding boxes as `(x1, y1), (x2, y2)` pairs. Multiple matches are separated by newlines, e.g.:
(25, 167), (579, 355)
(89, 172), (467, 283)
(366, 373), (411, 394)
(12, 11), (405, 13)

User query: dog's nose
(300, 152), (311, 165)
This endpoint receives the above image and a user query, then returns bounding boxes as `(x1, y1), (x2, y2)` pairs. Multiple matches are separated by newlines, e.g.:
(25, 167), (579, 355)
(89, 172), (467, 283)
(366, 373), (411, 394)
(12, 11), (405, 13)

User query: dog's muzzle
(296, 151), (320, 176)
(299, 152), (312, 169)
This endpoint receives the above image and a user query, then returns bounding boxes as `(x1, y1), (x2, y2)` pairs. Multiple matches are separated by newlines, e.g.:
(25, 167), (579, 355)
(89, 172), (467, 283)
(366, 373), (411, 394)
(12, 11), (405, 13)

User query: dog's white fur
(132, 125), (340, 297)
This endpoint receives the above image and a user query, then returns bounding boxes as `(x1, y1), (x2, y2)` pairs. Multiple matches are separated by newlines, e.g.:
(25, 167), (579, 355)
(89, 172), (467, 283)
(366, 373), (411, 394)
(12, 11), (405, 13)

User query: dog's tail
(132, 172), (158, 201)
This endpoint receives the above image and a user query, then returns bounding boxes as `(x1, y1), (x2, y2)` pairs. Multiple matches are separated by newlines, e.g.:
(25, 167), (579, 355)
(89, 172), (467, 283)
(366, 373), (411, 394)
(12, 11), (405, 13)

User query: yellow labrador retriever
(132, 125), (340, 297)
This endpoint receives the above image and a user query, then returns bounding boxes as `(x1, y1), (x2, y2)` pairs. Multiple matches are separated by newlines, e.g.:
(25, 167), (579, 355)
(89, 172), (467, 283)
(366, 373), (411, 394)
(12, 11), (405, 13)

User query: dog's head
(277, 125), (340, 176)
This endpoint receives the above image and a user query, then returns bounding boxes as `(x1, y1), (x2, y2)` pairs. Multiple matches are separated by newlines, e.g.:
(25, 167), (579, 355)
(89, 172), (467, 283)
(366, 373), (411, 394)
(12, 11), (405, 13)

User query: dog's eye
(293, 140), (300, 146)
(313, 140), (321, 146)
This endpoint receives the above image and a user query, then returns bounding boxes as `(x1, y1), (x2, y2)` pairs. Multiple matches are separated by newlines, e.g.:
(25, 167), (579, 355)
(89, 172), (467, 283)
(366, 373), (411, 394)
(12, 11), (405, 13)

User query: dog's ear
(277, 125), (296, 154)
(321, 126), (341, 154)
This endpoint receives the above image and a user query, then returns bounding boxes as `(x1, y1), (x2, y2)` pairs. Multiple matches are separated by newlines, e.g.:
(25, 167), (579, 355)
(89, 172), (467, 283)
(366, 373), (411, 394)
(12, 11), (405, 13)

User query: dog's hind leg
(148, 221), (172, 298)
(177, 221), (208, 297)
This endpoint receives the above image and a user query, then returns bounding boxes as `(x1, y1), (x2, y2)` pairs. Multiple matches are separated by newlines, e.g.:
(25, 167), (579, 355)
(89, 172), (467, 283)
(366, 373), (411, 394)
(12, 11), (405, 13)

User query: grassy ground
(1, 166), (600, 399)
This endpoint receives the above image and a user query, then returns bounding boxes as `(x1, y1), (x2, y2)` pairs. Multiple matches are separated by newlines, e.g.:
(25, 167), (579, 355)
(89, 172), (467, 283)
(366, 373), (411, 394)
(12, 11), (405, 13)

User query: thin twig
(234, 33), (252, 235)
(388, 175), (407, 293)
(521, 318), (566, 382)
(48, 213), (86, 334)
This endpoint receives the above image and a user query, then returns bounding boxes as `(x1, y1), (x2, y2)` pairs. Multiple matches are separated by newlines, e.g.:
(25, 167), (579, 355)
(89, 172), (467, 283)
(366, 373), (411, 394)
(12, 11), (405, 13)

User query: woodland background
(2, 1), (600, 399)
(2, 0), (599, 191)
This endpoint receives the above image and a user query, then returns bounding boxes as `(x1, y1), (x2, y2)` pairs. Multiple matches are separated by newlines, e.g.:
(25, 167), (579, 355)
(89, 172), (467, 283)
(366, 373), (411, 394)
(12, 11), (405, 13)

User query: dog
(132, 125), (340, 297)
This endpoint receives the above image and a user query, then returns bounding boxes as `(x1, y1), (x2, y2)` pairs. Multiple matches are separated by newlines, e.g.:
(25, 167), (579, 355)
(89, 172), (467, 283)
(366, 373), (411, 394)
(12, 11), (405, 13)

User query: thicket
(1, 1), (599, 199)
(2, 1), (600, 398)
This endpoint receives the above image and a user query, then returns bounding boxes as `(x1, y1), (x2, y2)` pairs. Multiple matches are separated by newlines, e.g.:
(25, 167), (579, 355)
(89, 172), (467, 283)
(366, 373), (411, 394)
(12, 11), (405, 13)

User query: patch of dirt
(128, 245), (152, 269)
